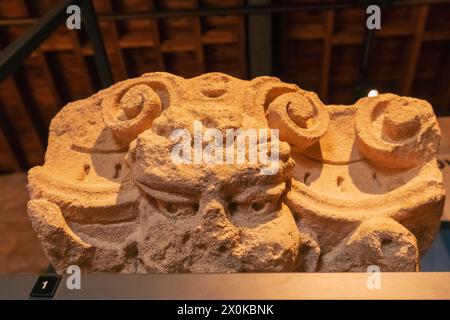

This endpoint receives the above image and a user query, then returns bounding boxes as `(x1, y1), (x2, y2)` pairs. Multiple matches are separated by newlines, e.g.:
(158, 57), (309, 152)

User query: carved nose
(201, 199), (226, 220)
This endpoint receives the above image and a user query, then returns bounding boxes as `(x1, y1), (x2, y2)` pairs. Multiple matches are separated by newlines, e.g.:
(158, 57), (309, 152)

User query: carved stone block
(27, 72), (445, 273)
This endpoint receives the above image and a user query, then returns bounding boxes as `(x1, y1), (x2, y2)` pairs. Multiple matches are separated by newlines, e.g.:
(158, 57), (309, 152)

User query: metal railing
(0, 0), (112, 87)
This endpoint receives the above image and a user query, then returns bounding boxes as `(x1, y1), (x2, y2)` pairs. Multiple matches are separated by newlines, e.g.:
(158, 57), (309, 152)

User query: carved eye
(355, 94), (440, 168)
(250, 199), (279, 215)
(266, 91), (329, 150)
(225, 194), (281, 229)
(156, 200), (199, 219)
(226, 196), (281, 217)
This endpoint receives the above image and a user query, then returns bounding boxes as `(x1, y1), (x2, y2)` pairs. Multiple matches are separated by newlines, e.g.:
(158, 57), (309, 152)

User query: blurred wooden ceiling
(0, 0), (449, 174)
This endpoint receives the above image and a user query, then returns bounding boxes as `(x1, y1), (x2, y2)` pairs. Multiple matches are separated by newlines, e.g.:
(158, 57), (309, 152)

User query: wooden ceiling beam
(193, 0), (206, 74)
(149, 0), (165, 71)
(35, 50), (63, 110)
(437, 44), (450, 113)
(399, 4), (429, 96)
(248, 0), (272, 77)
(69, 30), (95, 94)
(101, 0), (128, 81)
(16, 0), (60, 130)
(236, 0), (248, 78)
(319, 10), (335, 103)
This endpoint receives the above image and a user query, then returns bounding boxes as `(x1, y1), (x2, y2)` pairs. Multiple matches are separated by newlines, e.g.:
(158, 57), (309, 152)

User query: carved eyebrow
(135, 181), (197, 203)
(233, 182), (286, 203)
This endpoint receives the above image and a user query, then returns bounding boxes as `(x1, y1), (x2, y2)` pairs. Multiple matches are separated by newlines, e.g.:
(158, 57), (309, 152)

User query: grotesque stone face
(129, 130), (298, 273)
(27, 72), (444, 273)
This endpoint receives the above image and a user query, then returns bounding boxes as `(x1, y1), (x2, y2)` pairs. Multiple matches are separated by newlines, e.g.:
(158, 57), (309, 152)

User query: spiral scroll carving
(266, 91), (330, 150)
(355, 94), (440, 168)
(102, 83), (162, 144)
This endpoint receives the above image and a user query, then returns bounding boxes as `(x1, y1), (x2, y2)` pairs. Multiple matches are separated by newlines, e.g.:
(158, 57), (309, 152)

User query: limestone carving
(27, 72), (445, 273)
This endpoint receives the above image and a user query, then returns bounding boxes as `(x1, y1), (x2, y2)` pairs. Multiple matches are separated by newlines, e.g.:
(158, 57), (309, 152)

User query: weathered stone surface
(27, 72), (445, 273)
